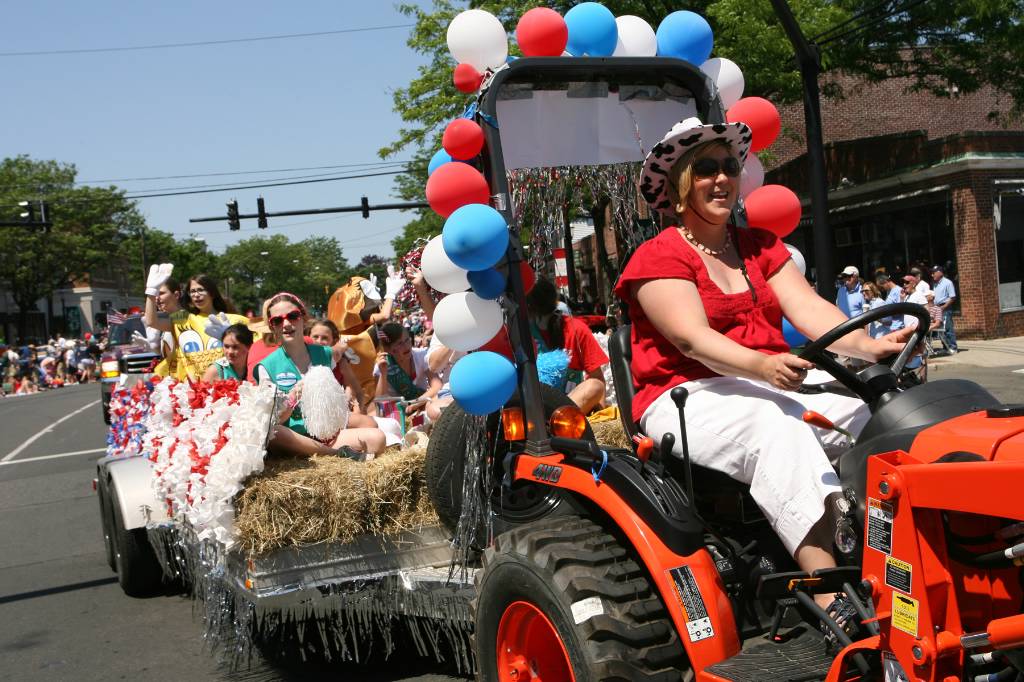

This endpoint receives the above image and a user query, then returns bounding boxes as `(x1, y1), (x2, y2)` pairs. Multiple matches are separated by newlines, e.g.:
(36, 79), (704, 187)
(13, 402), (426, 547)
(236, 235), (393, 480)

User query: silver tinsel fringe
(147, 524), (476, 674)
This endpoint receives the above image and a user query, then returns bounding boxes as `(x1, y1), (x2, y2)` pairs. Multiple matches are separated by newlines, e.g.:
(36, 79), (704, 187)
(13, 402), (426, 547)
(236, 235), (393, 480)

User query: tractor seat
(608, 325), (750, 497)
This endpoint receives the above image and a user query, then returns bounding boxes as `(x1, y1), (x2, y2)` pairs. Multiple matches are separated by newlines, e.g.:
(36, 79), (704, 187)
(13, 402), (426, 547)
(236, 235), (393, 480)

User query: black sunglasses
(269, 310), (303, 327)
(692, 156), (742, 178)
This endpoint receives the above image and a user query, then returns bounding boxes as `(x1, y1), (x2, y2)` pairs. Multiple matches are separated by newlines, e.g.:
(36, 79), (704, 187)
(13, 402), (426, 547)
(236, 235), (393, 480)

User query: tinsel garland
(507, 163), (658, 272)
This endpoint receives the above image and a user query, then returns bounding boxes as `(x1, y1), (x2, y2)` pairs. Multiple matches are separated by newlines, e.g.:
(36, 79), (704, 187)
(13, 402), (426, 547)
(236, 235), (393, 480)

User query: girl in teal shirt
(255, 293), (385, 459)
(202, 324), (252, 382)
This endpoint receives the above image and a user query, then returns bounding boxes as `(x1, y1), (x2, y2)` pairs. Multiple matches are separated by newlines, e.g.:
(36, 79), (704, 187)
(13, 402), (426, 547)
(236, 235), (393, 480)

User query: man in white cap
(835, 265), (864, 318)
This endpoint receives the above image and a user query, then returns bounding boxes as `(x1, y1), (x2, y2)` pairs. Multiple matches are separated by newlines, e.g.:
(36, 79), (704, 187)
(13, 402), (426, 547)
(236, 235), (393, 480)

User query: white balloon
(433, 292), (504, 352)
(612, 16), (657, 57)
(421, 235), (469, 294)
(701, 57), (745, 109)
(447, 9), (508, 72)
(740, 153), (765, 199)
(785, 244), (807, 276)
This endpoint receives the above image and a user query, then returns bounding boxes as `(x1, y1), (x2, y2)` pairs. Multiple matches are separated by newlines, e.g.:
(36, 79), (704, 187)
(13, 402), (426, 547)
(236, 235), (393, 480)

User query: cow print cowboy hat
(640, 116), (753, 217)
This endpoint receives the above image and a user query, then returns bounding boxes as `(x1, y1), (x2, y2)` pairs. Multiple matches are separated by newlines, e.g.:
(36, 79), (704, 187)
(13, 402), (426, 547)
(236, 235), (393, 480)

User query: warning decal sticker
(669, 566), (715, 642)
(867, 498), (893, 555)
(885, 556), (913, 594)
(892, 593), (919, 636)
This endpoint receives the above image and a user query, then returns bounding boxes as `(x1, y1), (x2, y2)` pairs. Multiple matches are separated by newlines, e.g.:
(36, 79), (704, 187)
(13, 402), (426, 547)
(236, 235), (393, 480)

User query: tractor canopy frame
(476, 57), (725, 452)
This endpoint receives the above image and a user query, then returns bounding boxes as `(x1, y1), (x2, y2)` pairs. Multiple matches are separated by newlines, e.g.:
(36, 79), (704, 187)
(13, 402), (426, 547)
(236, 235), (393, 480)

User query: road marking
(1014, 369), (1024, 374)
(0, 447), (108, 467)
(1, 399), (100, 463)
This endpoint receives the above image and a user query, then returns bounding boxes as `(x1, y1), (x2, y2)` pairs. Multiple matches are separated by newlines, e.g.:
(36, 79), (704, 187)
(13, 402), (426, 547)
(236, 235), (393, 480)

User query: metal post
(139, 225), (147, 285)
(770, 0), (834, 297)
(561, 206), (578, 304)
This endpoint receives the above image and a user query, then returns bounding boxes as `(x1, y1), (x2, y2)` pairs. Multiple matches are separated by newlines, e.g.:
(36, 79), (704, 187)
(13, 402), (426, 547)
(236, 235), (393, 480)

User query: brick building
(766, 68), (1024, 338)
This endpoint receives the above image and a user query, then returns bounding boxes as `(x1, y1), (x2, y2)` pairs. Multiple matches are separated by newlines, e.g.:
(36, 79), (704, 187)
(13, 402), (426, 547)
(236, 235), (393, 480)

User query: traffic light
(227, 200), (240, 231)
(257, 196), (268, 229)
(18, 200), (35, 224)
(360, 195), (370, 219)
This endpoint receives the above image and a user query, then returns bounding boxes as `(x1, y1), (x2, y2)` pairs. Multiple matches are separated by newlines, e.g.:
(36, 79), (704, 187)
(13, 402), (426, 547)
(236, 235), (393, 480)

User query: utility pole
(770, 0), (834, 297)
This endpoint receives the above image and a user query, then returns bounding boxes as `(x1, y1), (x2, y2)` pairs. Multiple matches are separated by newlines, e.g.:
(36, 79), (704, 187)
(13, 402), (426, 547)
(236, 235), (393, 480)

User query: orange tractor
(437, 57), (1024, 681)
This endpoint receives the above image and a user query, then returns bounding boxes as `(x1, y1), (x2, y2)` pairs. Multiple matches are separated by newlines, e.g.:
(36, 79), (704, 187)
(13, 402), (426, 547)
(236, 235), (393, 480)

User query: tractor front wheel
(475, 516), (688, 682)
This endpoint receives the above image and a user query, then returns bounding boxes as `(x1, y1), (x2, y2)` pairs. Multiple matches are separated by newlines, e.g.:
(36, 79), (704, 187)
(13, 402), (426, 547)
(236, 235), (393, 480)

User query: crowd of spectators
(0, 332), (105, 397)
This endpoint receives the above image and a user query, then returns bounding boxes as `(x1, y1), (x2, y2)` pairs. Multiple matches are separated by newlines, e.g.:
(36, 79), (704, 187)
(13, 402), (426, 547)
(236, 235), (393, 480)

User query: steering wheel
(797, 303), (931, 403)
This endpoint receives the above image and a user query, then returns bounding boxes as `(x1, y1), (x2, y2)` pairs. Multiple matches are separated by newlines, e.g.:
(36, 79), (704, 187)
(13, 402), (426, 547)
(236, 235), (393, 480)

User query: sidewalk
(928, 335), (1024, 368)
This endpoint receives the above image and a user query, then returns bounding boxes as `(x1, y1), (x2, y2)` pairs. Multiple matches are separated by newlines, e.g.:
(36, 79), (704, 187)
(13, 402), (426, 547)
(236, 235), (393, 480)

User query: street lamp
(260, 251), (269, 256)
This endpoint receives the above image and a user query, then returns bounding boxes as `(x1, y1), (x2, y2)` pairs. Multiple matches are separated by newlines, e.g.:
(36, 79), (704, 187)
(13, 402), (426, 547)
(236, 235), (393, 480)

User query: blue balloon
(450, 351), (517, 416)
(428, 148), (453, 176)
(782, 318), (808, 348)
(656, 11), (714, 64)
(468, 267), (506, 300)
(442, 203), (509, 271)
(564, 2), (618, 57)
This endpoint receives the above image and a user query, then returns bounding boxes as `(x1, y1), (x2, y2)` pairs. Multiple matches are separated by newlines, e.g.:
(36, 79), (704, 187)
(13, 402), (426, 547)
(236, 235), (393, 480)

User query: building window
(996, 190), (1024, 311)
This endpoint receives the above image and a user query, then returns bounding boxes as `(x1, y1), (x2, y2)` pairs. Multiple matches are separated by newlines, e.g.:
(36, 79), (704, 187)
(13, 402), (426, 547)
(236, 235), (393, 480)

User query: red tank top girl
(614, 226), (792, 423)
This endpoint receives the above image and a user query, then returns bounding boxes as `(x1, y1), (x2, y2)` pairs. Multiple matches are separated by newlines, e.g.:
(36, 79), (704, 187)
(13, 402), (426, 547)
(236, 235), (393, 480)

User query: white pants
(640, 372), (870, 555)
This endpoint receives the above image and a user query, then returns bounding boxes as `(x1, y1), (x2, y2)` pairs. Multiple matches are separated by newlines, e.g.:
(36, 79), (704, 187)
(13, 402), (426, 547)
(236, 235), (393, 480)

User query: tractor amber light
(549, 405), (587, 439)
(100, 360), (120, 378)
(502, 407), (525, 441)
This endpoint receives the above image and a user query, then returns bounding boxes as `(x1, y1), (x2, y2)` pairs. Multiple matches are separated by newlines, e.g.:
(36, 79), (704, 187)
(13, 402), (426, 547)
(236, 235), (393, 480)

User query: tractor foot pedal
(706, 626), (832, 682)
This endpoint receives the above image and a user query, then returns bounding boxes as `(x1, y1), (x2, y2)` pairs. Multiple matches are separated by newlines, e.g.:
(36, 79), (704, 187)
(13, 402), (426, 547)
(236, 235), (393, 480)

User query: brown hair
(309, 318), (340, 344)
(187, 274), (236, 314)
(666, 139), (735, 216)
(862, 282), (880, 299)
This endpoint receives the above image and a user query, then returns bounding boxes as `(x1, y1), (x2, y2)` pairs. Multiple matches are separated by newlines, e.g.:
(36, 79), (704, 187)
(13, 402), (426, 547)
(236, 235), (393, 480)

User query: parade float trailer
(98, 7), (1024, 680)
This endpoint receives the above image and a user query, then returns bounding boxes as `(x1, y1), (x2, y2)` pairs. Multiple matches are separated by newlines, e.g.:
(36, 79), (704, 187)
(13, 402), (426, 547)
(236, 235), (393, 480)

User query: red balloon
(726, 96), (781, 153)
(442, 118), (485, 161)
(425, 162), (491, 218)
(453, 63), (483, 93)
(519, 260), (536, 294)
(744, 184), (802, 238)
(516, 7), (568, 57)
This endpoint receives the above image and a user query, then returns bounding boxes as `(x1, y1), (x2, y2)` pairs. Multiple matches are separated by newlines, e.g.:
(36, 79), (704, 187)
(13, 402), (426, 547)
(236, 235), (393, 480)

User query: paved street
(0, 344), (1021, 682)
(0, 384), (465, 682)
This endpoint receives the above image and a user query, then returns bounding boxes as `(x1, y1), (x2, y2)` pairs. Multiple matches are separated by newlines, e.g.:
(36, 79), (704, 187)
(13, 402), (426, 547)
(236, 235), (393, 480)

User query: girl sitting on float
(255, 292), (386, 458)
(202, 324), (252, 382)
(373, 322), (440, 415)
(526, 277), (608, 414)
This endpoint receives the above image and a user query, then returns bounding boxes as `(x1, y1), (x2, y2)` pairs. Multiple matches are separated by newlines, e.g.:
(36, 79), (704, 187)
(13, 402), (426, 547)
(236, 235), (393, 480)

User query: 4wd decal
(531, 463), (562, 483)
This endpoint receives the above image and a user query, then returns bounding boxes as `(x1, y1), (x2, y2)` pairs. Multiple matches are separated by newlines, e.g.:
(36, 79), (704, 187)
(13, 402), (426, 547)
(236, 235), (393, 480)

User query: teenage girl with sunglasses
(255, 293), (386, 458)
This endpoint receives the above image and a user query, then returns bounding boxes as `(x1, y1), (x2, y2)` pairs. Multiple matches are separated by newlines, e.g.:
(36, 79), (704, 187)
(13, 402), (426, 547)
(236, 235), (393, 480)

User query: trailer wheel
(425, 384), (591, 538)
(475, 516), (689, 682)
(97, 479), (116, 571)
(111, 484), (163, 597)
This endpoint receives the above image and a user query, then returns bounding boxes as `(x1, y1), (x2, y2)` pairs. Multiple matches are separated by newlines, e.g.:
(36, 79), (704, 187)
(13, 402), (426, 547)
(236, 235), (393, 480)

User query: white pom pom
(299, 365), (349, 441)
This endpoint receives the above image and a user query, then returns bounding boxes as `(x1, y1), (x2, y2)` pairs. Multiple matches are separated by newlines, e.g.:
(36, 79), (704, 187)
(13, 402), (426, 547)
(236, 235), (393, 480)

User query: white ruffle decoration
(299, 365), (350, 441)
(189, 382), (277, 546)
(143, 379), (277, 548)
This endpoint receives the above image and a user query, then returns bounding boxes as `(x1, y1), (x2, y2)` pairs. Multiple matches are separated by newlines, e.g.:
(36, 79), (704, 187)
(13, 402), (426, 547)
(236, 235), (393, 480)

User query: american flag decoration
(106, 309), (127, 326)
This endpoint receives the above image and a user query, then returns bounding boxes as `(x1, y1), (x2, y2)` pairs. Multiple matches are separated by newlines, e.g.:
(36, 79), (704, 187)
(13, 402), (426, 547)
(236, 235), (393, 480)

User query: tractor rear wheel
(474, 516), (689, 681)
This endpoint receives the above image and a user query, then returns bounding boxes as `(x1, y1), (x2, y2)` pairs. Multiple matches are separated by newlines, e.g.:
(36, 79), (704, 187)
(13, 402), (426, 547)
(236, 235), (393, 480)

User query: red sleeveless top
(614, 226), (792, 423)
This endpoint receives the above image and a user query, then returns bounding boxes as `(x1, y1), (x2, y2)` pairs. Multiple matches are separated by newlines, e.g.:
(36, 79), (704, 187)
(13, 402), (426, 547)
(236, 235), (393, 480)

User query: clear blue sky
(1, 1), (435, 265)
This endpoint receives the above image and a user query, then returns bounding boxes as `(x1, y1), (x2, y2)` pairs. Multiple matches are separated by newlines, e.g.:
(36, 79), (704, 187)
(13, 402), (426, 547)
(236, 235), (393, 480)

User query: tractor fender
(101, 455), (169, 530)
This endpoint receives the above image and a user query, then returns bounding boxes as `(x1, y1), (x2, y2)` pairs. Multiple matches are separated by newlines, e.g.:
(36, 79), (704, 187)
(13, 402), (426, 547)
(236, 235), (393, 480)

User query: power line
(2, 168), (416, 207)
(817, 0), (930, 47)
(115, 166), (411, 196)
(809, 0), (896, 43)
(0, 23), (415, 58)
(75, 160), (413, 184)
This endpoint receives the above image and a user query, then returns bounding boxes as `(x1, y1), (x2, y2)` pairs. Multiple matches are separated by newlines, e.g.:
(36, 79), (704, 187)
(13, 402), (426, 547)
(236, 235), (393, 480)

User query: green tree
(118, 227), (220, 293)
(219, 234), (351, 315)
(0, 155), (147, 338)
(353, 253), (390, 291)
(382, 0), (1024, 249)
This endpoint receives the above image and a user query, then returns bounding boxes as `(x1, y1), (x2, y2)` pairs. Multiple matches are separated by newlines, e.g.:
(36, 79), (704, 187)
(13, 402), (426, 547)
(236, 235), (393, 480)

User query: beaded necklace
(681, 224), (731, 256)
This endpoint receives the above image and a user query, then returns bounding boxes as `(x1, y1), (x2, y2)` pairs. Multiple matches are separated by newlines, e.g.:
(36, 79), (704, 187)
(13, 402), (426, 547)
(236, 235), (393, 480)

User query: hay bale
(589, 418), (631, 449)
(235, 455), (369, 555)
(363, 444), (439, 536)
(235, 446), (439, 556)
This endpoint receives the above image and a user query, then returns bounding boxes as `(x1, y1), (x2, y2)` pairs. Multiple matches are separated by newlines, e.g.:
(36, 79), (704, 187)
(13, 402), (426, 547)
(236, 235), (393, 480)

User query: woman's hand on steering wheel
(760, 353), (815, 391)
(851, 326), (918, 363)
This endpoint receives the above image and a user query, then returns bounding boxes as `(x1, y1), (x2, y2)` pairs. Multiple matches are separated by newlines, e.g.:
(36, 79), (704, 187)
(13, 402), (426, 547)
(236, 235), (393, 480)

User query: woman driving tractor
(614, 117), (915, 635)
